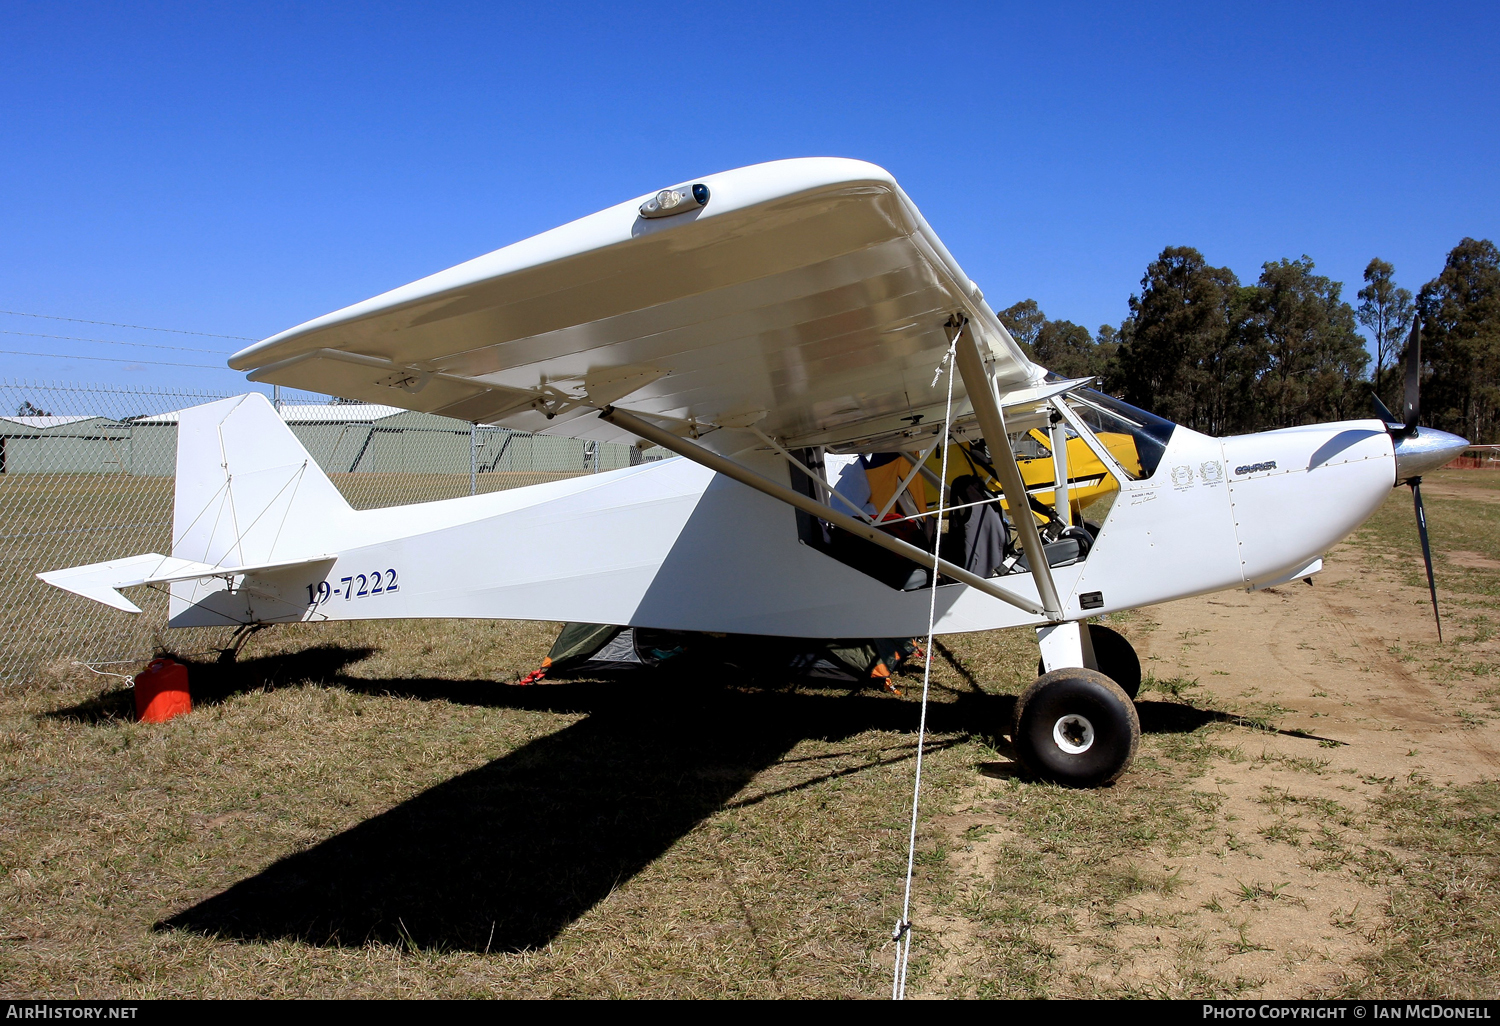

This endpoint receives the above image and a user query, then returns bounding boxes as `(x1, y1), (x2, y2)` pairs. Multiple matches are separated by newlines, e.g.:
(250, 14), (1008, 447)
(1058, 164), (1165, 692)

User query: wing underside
(230, 158), (1042, 453)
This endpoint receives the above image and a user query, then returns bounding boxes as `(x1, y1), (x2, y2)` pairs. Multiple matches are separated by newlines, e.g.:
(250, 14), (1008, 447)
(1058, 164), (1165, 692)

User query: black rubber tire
(1011, 668), (1140, 787)
(1036, 624), (1142, 699)
(1087, 625), (1140, 699)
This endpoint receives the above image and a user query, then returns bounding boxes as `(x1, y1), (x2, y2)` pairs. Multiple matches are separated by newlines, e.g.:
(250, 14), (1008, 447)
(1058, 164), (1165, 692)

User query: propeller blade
(1411, 478), (1442, 641)
(1402, 318), (1422, 435)
(1371, 392), (1398, 425)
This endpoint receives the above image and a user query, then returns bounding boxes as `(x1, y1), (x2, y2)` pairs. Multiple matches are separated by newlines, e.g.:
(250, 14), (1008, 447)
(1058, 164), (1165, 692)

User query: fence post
(470, 422), (478, 495)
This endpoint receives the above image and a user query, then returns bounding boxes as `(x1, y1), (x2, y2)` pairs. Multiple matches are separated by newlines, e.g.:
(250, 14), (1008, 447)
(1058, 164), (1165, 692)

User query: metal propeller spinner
(1372, 319), (1470, 641)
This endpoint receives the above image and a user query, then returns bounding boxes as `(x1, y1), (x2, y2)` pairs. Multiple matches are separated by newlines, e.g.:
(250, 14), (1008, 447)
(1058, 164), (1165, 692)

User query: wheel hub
(1052, 713), (1095, 754)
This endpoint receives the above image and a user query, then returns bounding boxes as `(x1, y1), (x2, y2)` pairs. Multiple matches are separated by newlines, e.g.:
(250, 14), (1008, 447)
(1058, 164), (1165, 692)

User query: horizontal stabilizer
(39, 553), (337, 614)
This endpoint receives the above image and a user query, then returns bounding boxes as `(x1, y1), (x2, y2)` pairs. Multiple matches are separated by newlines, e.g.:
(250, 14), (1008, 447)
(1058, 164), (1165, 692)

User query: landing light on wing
(640, 183), (709, 217)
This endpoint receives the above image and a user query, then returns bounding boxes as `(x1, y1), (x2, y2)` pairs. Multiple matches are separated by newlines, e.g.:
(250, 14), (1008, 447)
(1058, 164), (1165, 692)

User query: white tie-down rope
(892, 332), (960, 1000)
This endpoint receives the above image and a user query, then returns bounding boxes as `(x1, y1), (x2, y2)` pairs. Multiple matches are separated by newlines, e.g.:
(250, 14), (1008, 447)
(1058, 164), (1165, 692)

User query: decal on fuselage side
(1234, 460), (1277, 476)
(306, 569), (400, 607)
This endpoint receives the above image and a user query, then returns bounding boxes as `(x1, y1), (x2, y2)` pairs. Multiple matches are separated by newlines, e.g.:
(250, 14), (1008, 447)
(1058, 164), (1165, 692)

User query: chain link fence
(0, 379), (660, 684)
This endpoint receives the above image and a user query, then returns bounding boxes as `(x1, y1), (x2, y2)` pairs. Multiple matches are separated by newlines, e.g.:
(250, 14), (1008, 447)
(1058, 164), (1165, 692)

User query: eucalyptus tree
(998, 299), (1045, 353)
(1419, 238), (1500, 442)
(1032, 318), (1104, 380)
(1254, 257), (1368, 427)
(1356, 258), (1414, 413)
(1115, 246), (1251, 435)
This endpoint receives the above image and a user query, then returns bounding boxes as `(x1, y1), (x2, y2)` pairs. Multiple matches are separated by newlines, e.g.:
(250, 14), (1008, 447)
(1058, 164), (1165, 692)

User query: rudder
(172, 393), (351, 571)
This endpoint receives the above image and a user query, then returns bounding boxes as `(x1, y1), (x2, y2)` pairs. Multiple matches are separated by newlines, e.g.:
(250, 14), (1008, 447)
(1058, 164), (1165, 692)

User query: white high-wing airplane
(40, 158), (1467, 787)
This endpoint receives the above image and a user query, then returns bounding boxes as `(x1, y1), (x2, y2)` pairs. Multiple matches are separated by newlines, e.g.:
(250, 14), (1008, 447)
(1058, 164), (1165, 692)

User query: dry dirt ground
(2, 471), (1498, 998)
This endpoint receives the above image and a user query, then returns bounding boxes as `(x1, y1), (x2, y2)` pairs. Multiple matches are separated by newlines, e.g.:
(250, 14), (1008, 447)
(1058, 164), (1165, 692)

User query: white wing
(230, 158), (1042, 452)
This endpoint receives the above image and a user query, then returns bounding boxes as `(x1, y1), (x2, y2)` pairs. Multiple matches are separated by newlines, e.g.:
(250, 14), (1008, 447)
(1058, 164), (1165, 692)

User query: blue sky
(2, 1), (1496, 394)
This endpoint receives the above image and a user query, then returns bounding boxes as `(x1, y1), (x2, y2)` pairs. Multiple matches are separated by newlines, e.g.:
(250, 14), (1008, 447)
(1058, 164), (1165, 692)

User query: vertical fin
(172, 393), (350, 572)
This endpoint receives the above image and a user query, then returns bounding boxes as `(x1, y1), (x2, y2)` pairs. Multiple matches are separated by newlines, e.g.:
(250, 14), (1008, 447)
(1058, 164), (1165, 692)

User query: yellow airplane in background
(920, 430), (1140, 525)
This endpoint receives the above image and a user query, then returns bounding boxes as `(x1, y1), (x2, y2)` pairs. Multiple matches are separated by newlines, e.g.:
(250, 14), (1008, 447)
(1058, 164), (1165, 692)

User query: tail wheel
(1036, 624), (1142, 699)
(1011, 669), (1140, 787)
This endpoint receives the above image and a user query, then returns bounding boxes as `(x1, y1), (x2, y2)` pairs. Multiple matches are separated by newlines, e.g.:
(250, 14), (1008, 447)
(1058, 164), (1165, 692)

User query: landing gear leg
(1036, 620), (1097, 673)
(1036, 622), (1141, 699)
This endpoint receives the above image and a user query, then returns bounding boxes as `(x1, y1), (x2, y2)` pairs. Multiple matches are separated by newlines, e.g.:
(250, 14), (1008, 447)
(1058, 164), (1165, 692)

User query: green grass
(918, 723), (1231, 998)
(1353, 471), (1500, 599)
(1348, 779), (1500, 999)
(1349, 471), (1500, 692)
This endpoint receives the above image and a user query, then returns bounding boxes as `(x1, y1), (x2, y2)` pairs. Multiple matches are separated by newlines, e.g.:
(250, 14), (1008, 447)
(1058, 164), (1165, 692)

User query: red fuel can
(134, 658), (192, 723)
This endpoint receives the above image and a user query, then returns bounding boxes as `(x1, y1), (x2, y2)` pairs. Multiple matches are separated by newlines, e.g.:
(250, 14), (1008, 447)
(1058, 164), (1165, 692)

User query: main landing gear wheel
(1011, 668), (1140, 787)
(1036, 624), (1142, 699)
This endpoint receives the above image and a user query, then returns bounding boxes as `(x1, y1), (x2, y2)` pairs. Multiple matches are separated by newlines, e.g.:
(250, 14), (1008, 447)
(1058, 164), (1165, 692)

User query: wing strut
(749, 425), (874, 522)
(599, 406), (1050, 617)
(951, 318), (1066, 620)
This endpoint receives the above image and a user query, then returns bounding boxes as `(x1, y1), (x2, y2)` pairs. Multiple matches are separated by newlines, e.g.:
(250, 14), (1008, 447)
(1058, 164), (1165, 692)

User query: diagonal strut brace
(600, 405), (1049, 617)
(950, 318), (1065, 620)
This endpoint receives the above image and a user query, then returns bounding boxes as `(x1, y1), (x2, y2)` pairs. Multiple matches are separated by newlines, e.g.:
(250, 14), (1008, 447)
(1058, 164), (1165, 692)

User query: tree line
(1001, 238), (1500, 442)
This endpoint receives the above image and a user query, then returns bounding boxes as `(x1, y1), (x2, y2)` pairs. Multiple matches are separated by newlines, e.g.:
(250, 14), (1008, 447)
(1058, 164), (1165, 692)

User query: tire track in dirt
(1146, 547), (1500, 783)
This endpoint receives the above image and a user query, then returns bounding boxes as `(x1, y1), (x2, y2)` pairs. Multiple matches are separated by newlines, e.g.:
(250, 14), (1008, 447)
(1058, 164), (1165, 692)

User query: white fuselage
(169, 404), (1397, 638)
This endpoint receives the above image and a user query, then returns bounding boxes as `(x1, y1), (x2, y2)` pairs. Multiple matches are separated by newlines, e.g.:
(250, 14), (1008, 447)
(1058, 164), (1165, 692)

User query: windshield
(1064, 389), (1176, 480)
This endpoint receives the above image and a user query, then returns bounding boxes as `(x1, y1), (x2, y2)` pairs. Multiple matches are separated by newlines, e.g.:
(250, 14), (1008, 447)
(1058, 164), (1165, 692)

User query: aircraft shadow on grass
(133, 645), (1224, 954)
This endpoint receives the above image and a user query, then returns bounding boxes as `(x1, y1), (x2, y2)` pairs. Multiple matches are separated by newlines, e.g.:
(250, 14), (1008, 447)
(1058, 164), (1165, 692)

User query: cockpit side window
(1064, 389), (1177, 480)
